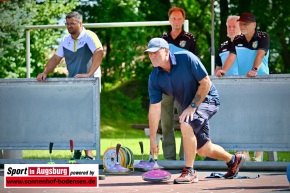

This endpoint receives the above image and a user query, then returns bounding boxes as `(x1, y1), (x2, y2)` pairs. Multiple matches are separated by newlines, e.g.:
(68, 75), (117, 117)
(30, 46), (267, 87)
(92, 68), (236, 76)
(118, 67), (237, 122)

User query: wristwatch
(190, 102), (198, 108)
(252, 67), (258, 72)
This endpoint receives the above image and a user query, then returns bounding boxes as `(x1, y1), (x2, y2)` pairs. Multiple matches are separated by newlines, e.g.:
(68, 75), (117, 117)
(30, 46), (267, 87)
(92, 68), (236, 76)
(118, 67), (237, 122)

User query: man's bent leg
(194, 100), (245, 179)
(198, 140), (232, 162)
(174, 122), (198, 184)
(161, 94), (176, 160)
(198, 141), (245, 179)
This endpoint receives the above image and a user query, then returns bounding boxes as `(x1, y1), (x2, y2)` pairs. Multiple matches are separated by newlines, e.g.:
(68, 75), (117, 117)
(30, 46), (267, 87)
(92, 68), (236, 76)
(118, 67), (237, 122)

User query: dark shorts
(185, 98), (219, 149)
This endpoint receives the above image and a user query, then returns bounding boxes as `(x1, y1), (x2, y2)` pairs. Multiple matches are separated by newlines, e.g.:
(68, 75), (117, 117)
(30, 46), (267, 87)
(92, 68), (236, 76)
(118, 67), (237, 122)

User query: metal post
(268, 151), (278, 162)
(26, 29), (31, 78)
(211, 0), (215, 75)
(183, 20), (189, 32)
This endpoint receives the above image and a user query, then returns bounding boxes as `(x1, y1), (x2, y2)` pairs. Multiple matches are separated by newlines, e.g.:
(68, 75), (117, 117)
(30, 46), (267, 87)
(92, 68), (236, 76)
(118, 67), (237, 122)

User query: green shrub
(101, 90), (146, 121)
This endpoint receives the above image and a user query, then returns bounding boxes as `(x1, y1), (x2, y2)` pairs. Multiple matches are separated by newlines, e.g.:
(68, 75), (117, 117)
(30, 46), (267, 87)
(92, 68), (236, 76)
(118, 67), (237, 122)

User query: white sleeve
(55, 37), (65, 57)
(86, 31), (103, 53)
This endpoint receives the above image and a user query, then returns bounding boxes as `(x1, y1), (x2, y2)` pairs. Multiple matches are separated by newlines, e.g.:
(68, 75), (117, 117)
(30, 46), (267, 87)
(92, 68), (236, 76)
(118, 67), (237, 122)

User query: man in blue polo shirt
(216, 12), (270, 77)
(145, 37), (245, 184)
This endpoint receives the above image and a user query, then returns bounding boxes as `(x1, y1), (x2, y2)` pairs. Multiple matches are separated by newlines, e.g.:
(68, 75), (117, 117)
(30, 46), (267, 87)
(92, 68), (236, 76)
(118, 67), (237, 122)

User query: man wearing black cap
(216, 12), (270, 77)
(145, 37), (245, 184)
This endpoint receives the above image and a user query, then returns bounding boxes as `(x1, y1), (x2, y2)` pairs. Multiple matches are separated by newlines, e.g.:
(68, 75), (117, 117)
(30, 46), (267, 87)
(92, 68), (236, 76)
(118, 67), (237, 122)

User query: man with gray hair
(215, 15), (241, 75)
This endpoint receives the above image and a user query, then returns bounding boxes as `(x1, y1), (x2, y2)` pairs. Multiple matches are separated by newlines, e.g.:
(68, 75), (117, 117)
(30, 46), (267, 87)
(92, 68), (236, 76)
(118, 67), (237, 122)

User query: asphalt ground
(1, 168), (290, 193)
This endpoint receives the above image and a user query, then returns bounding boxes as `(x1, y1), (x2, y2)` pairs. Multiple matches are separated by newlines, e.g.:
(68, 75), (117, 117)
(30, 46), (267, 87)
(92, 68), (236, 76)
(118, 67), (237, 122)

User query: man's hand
(150, 138), (159, 156)
(36, 73), (47, 82)
(179, 106), (197, 123)
(246, 69), (257, 77)
(215, 69), (225, 77)
(74, 73), (90, 78)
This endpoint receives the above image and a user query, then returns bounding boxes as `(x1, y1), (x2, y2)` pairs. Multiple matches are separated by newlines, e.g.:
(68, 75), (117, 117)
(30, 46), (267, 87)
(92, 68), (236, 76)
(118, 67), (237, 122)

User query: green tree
(167, 0), (213, 72)
(267, 0), (290, 73)
(0, 0), (78, 78)
(77, 0), (171, 89)
(0, 1), (33, 78)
